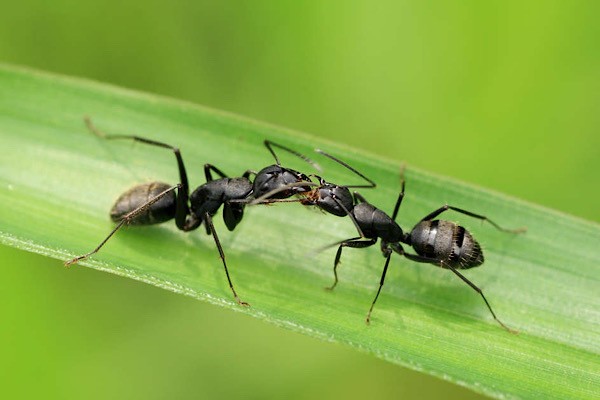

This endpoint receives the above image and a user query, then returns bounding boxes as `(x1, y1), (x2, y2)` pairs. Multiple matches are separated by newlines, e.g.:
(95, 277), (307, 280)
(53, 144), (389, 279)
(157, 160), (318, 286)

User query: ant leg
(352, 191), (369, 205)
(403, 253), (519, 334)
(65, 184), (180, 266)
(203, 212), (249, 307)
(353, 164), (405, 220)
(445, 263), (517, 334)
(391, 166), (407, 221)
(264, 140), (320, 171)
(85, 116), (190, 194)
(365, 242), (409, 324)
(314, 196), (372, 291)
(420, 205), (526, 233)
(204, 164), (229, 182)
(402, 252), (439, 265)
(402, 252), (516, 333)
(84, 117), (191, 230)
(242, 170), (256, 179)
(327, 237), (377, 290)
(314, 150), (376, 188)
(366, 253), (392, 324)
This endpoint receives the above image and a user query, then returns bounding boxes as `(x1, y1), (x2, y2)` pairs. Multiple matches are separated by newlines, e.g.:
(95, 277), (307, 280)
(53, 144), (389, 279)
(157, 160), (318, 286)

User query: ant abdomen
(409, 220), (484, 269)
(110, 182), (177, 225)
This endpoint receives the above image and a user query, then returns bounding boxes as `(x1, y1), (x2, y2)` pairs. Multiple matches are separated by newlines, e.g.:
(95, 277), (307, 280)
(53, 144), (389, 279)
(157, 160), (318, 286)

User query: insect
(65, 117), (318, 306)
(319, 166), (525, 332)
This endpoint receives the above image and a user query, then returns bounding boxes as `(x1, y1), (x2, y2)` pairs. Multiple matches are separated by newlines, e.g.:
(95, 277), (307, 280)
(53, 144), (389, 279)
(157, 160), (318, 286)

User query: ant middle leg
(352, 191), (369, 205)
(242, 170), (256, 179)
(203, 212), (249, 307)
(327, 237), (377, 290)
(365, 241), (411, 324)
(420, 205), (526, 233)
(366, 253), (392, 324)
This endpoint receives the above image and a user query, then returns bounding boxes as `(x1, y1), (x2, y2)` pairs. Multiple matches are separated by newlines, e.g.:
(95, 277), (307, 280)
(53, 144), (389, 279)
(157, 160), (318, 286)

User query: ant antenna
(315, 149), (376, 188)
(248, 181), (321, 206)
(264, 140), (321, 172)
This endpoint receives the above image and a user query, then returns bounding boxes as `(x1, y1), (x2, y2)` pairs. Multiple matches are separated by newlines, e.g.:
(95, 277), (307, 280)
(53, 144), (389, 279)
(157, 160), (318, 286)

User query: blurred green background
(1, 1), (598, 399)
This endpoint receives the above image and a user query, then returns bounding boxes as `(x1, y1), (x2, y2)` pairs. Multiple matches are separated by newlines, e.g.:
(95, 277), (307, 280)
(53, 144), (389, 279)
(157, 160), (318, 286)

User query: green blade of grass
(0, 64), (598, 399)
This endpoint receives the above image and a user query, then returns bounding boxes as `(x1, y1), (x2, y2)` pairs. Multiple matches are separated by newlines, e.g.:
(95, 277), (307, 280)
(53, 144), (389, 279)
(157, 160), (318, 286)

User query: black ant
(65, 117), (318, 306)
(252, 151), (524, 332)
(316, 165), (525, 332)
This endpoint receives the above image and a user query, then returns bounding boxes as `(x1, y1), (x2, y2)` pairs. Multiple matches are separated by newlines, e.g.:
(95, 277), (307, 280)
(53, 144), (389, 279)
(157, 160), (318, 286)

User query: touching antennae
(248, 181), (320, 206)
(315, 149), (376, 189)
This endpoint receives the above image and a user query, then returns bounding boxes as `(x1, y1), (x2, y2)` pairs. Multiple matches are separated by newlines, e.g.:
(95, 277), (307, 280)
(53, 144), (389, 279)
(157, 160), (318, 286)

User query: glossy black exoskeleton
(319, 167), (525, 332)
(65, 117), (318, 306)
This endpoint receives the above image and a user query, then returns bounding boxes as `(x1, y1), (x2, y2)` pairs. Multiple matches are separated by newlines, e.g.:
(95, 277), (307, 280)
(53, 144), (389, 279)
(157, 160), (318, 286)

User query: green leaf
(1, 64), (598, 399)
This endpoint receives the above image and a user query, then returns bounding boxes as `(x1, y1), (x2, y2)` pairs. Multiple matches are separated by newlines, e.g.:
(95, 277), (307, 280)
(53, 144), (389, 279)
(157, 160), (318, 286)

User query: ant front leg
(330, 196), (367, 237)
(420, 205), (526, 233)
(204, 164), (229, 182)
